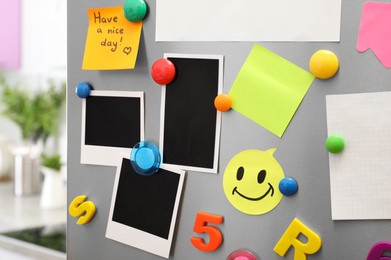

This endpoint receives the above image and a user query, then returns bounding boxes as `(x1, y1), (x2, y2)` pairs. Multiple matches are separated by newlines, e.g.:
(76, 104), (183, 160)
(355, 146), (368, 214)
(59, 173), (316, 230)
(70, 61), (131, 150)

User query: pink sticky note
(357, 2), (391, 68)
(0, 0), (21, 69)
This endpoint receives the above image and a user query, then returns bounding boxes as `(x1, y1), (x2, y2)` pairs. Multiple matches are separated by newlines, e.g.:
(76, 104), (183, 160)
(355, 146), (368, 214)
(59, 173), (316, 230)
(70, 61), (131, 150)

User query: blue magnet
(123, 0), (147, 22)
(279, 177), (298, 196)
(130, 141), (161, 176)
(75, 82), (91, 98)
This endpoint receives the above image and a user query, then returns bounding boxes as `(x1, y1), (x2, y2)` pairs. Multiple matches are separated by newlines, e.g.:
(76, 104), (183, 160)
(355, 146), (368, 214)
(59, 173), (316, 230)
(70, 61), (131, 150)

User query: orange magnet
(190, 212), (223, 252)
(214, 94), (232, 112)
(309, 50), (339, 79)
(151, 58), (176, 85)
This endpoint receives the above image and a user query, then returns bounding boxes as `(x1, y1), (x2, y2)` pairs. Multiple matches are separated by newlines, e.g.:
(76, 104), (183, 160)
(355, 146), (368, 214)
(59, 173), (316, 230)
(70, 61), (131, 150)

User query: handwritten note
(82, 7), (142, 70)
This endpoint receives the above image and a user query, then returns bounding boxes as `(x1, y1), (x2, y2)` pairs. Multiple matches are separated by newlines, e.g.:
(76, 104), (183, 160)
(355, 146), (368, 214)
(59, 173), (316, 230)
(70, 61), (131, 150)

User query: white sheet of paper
(156, 0), (341, 42)
(326, 92), (391, 220)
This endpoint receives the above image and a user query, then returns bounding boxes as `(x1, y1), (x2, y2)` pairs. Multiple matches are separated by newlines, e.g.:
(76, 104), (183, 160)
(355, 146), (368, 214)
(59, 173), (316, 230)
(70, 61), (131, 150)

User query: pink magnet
(151, 58), (176, 85)
(227, 249), (258, 260)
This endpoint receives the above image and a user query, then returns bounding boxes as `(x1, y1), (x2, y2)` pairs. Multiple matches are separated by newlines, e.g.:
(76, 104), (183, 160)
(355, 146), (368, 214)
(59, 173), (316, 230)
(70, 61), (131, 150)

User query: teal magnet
(130, 141), (161, 176)
(123, 0), (147, 22)
(326, 134), (345, 154)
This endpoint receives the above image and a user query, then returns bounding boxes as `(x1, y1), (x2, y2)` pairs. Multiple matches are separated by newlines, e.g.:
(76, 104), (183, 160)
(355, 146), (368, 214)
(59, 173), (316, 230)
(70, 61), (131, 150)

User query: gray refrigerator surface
(67, 0), (391, 259)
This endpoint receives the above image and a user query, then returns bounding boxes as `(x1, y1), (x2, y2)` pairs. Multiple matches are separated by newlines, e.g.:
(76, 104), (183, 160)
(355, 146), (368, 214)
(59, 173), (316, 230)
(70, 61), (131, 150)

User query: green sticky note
(229, 44), (315, 137)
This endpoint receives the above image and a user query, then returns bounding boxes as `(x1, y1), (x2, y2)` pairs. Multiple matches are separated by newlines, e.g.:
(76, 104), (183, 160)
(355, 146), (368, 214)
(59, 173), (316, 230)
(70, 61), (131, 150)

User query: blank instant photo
(81, 90), (144, 166)
(106, 156), (185, 258)
(160, 54), (223, 173)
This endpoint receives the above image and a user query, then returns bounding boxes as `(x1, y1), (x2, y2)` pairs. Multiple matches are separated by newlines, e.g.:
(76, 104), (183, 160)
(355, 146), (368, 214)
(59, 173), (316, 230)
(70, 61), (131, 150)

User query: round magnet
(214, 94), (232, 112)
(326, 134), (345, 154)
(75, 82), (91, 98)
(123, 0), (147, 22)
(151, 58), (176, 85)
(227, 249), (257, 260)
(279, 177), (298, 196)
(309, 50), (339, 79)
(130, 141), (161, 176)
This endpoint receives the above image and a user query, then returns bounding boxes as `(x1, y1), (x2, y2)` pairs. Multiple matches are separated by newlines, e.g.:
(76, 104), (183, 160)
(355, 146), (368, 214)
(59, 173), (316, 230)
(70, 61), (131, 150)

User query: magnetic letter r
(274, 218), (322, 260)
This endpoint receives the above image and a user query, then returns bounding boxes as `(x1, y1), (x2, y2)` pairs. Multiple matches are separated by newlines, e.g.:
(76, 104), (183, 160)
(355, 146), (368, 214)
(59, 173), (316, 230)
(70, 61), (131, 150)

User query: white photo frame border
(159, 53), (223, 174)
(81, 90), (145, 167)
(106, 154), (185, 258)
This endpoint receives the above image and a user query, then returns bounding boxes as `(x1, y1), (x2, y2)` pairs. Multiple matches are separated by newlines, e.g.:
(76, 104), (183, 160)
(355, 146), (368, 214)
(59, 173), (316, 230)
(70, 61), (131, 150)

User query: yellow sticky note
(229, 44), (315, 137)
(82, 7), (142, 70)
(223, 149), (284, 215)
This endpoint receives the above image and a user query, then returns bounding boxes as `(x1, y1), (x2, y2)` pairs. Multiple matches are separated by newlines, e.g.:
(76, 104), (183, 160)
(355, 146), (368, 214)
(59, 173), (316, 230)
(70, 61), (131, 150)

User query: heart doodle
(123, 47), (132, 55)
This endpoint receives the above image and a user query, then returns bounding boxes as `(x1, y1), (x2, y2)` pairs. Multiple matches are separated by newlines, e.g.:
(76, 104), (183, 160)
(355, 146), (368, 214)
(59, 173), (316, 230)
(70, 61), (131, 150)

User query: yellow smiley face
(223, 149), (285, 215)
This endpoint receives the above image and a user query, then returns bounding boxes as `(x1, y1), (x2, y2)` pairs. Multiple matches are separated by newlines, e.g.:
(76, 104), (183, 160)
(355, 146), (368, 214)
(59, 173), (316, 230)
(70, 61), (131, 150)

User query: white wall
(0, 0), (67, 158)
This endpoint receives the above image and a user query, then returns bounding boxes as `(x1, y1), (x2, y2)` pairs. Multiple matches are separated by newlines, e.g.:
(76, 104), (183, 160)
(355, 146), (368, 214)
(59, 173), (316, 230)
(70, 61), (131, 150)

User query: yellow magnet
(69, 195), (96, 225)
(309, 50), (339, 79)
(274, 218), (322, 259)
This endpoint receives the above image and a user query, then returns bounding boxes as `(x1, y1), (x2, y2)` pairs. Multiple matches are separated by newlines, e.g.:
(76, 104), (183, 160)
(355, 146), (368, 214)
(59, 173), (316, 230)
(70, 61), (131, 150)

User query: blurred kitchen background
(0, 1), (67, 259)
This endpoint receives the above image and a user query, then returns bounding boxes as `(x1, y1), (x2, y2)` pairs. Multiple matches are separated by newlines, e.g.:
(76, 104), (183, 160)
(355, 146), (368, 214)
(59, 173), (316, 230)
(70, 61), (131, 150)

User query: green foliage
(41, 153), (62, 171)
(0, 76), (66, 142)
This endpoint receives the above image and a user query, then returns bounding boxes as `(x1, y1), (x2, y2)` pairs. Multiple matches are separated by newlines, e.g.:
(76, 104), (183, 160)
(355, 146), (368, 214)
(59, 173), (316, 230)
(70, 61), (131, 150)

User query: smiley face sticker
(223, 149), (285, 215)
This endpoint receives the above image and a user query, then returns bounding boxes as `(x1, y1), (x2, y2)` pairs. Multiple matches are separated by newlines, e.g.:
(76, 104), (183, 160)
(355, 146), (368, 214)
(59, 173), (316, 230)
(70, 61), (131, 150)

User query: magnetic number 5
(190, 211), (223, 252)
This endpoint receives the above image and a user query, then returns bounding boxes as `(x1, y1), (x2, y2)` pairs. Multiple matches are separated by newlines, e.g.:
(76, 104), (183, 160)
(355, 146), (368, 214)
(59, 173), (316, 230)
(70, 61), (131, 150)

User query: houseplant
(41, 153), (63, 171)
(0, 76), (66, 143)
(40, 153), (66, 209)
(0, 75), (66, 196)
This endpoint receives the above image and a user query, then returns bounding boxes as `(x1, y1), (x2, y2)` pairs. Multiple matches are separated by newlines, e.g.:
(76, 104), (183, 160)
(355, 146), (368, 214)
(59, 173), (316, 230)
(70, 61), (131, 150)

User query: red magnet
(214, 94), (232, 112)
(151, 58), (176, 85)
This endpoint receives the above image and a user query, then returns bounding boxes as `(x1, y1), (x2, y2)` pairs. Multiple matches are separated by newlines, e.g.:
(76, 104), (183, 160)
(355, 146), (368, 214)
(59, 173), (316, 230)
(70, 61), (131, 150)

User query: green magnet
(123, 0), (147, 22)
(325, 135), (345, 153)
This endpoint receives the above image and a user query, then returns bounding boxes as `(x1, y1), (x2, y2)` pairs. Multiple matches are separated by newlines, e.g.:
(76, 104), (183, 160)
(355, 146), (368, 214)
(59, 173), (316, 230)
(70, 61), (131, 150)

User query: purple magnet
(367, 241), (391, 260)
